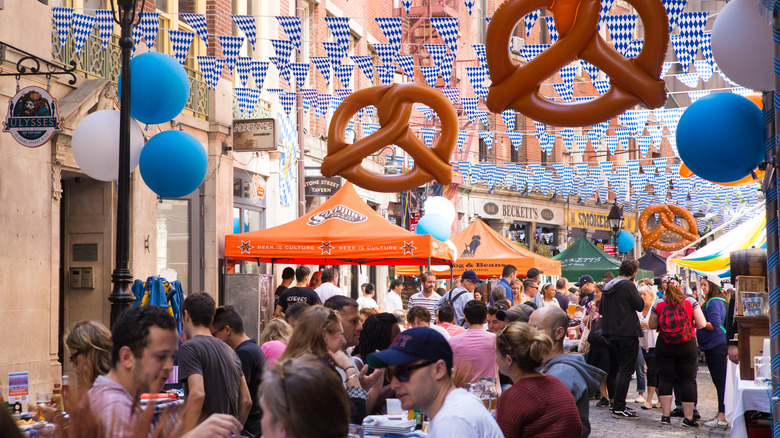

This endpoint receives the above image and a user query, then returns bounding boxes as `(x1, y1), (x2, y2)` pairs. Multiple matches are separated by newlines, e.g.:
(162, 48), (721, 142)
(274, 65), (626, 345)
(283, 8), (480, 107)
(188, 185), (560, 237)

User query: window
(178, 0), (196, 14)
(232, 169), (267, 274)
(156, 0), (168, 12)
(157, 199), (191, 292)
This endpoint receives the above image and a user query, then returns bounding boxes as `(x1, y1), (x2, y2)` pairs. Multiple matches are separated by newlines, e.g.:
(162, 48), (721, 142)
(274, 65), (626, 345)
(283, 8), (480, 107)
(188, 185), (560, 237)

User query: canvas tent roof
(638, 252), (668, 278)
(224, 182), (453, 265)
(554, 237), (653, 281)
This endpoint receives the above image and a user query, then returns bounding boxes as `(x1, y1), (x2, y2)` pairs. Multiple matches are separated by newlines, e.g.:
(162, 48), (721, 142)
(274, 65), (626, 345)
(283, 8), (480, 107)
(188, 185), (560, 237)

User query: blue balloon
(416, 213), (451, 242)
(121, 52), (190, 125)
(617, 230), (635, 253)
(139, 131), (207, 198)
(676, 92), (763, 183)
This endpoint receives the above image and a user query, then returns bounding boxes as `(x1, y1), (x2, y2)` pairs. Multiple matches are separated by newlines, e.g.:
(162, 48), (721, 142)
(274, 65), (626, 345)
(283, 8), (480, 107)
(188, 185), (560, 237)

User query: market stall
(554, 237), (653, 282)
(396, 218), (560, 278)
(637, 252), (667, 278)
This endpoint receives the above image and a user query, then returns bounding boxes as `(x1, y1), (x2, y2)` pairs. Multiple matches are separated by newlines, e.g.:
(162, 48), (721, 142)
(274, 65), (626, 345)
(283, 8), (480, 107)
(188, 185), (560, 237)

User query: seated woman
(495, 322), (581, 437)
(277, 305), (369, 424)
(261, 354), (350, 438)
(66, 320), (113, 396)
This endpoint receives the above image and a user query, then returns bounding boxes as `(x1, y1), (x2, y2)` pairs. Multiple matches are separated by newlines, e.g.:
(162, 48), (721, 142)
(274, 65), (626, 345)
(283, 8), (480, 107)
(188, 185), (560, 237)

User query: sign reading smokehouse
(567, 208), (637, 233)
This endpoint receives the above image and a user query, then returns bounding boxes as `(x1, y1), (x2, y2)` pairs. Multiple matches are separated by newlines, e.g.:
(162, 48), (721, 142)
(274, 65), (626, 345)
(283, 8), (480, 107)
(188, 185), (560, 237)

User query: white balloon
(424, 196), (457, 224)
(72, 110), (144, 181)
(711, 0), (773, 91)
(445, 239), (457, 263)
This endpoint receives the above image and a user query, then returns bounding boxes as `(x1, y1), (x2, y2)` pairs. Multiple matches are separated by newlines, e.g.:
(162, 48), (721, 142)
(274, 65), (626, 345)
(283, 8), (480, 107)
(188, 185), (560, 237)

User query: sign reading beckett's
(3, 86), (61, 147)
(307, 205), (368, 226)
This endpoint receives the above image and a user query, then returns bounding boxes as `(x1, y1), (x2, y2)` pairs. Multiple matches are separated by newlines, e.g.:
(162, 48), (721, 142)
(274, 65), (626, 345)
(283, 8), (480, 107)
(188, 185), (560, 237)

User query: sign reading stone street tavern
(305, 176), (341, 197)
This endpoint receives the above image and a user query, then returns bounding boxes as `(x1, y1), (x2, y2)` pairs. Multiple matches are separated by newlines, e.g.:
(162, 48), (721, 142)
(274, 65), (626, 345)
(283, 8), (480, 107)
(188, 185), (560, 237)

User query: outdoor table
(725, 360), (771, 438)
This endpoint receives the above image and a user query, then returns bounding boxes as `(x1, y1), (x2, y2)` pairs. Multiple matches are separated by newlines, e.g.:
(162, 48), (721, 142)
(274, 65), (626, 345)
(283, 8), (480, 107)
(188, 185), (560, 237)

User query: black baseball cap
(526, 268), (543, 278)
(367, 327), (453, 370)
(575, 275), (594, 287)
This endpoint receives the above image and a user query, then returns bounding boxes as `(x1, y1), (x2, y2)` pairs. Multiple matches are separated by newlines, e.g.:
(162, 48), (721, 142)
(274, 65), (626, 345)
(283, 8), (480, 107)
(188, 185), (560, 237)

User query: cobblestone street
(589, 364), (731, 437)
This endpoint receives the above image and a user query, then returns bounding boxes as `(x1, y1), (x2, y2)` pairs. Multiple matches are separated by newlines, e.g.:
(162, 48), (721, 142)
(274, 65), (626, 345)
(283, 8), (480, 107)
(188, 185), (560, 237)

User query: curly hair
(111, 306), (175, 365)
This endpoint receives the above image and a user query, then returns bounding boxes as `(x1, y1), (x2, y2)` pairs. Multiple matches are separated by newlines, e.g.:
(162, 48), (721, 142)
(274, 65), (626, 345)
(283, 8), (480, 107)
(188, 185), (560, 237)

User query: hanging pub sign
(305, 176), (341, 197)
(3, 86), (62, 147)
(232, 118), (277, 152)
(251, 175), (266, 203)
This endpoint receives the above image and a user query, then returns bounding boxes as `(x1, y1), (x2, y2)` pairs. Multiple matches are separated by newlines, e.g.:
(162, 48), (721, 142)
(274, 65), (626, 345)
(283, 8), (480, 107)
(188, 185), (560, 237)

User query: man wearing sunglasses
(368, 327), (503, 438)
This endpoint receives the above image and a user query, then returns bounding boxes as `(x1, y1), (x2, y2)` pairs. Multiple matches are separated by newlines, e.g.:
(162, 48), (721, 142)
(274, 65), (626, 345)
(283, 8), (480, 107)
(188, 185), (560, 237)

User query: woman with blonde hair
(649, 279), (706, 427)
(278, 305), (369, 424)
(260, 318), (293, 367)
(261, 354), (349, 438)
(495, 323), (581, 437)
(65, 320), (113, 395)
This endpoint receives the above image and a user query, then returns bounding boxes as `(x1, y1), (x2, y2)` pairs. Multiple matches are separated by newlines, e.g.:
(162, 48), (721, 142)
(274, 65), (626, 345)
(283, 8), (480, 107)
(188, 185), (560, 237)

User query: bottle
(52, 383), (62, 408)
(61, 376), (70, 413)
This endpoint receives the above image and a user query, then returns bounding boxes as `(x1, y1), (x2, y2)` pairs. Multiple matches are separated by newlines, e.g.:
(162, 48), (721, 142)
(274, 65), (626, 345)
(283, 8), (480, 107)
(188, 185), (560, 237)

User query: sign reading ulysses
(568, 209), (637, 233)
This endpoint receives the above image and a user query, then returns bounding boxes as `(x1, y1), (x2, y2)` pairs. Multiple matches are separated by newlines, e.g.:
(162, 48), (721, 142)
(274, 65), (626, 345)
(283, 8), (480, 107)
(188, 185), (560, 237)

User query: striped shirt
(407, 291), (442, 315)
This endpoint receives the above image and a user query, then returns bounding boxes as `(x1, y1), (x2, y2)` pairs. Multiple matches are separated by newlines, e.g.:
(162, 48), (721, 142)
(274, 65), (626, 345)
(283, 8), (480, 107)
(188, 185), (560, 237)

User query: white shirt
(384, 291), (403, 313)
(542, 297), (560, 308)
(315, 282), (341, 303)
(356, 296), (379, 310)
(429, 388), (504, 438)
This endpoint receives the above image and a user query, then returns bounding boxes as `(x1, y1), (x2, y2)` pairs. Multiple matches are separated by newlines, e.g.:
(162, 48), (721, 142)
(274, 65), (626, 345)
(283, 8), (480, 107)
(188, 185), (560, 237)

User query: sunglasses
(69, 351), (81, 362)
(387, 360), (436, 382)
(211, 326), (227, 337)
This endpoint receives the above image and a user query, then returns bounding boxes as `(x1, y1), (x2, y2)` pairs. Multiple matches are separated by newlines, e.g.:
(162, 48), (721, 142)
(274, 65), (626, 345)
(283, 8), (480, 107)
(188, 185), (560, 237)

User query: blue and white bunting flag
(430, 18), (459, 53)
(53, 7), (73, 49)
(280, 92), (296, 116)
(625, 39), (643, 58)
(218, 35), (244, 74)
(457, 130), (468, 151)
(420, 128), (436, 147)
(694, 59), (714, 82)
(594, 79), (611, 94)
(462, 98), (479, 125)
(561, 128), (574, 153)
(636, 135), (652, 158)
(479, 131), (494, 151)
(524, 10), (540, 37)
(169, 30), (195, 65)
(603, 14), (638, 57)
(613, 127), (631, 149)
(324, 17), (351, 52)
(323, 42), (346, 66)
(139, 12), (160, 49)
(605, 136), (619, 155)
(521, 44), (549, 62)
(269, 57), (290, 84)
(197, 56), (215, 89)
(420, 66), (439, 87)
(236, 57), (252, 87)
(542, 16), (559, 43)
(465, 66), (489, 99)
(574, 135), (588, 155)
(72, 13), (97, 56)
(94, 9), (114, 50)
(396, 55), (415, 78)
(663, 0), (689, 33)
(700, 33), (715, 68)
(677, 11), (709, 70)
(276, 16), (301, 53)
(401, 0), (413, 14)
(580, 60), (600, 80)
(351, 56), (375, 83)
(376, 65), (396, 85)
(464, 0), (476, 15)
(251, 61), (269, 90)
(180, 13), (208, 47)
(553, 83), (573, 102)
(290, 63), (310, 87)
(473, 44), (487, 66)
(501, 110), (516, 131)
(375, 18), (403, 50)
(310, 57), (331, 85)
(671, 35), (692, 73)
(647, 125), (664, 147)
(441, 88), (460, 105)
(440, 53), (455, 83)
(232, 15), (258, 51)
(688, 90), (710, 103)
(374, 44), (398, 66)
(334, 64), (354, 89)
(507, 131), (523, 152)
(599, 0), (617, 27)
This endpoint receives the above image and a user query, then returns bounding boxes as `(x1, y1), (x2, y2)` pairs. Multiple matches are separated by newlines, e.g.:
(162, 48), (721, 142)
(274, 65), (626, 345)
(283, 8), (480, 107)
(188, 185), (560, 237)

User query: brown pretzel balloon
(639, 204), (700, 251)
(321, 83), (457, 193)
(485, 0), (669, 126)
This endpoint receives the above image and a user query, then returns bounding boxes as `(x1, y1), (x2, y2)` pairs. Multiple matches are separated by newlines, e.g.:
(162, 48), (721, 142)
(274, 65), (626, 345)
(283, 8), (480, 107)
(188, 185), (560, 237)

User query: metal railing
(51, 23), (209, 120)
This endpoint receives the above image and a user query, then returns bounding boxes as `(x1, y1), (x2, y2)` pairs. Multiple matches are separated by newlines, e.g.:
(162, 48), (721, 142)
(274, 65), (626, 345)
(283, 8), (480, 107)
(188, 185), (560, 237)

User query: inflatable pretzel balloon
(639, 204), (699, 251)
(321, 83), (457, 193)
(485, 0), (669, 126)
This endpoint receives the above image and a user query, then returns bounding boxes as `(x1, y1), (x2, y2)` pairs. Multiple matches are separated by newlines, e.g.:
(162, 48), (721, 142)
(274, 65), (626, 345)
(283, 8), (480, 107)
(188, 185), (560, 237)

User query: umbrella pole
(766, 59), (780, 433)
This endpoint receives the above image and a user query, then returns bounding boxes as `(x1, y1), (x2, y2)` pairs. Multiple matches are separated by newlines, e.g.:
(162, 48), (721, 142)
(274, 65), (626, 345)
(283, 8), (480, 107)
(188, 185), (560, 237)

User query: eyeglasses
(211, 326), (227, 337)
(386, 360), (436, 382)
(68, 351), (81, 363)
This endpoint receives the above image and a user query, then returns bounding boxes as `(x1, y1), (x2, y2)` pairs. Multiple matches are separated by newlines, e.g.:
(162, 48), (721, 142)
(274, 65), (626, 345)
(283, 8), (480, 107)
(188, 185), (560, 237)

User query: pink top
(261, 340), (287, 367)
(448, 329), (499, 383)
(87, 375), (144, 438)
(440, 322), (466, 337)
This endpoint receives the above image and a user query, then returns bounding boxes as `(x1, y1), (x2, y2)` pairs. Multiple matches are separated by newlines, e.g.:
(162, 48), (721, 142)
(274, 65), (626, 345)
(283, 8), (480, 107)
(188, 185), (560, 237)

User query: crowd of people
(26, 259), (737, 438)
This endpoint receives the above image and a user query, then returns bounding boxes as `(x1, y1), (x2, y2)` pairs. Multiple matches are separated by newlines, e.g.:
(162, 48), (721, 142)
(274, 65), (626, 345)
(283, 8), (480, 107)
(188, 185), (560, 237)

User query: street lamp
(607, 201), (624, 253)
(107, 0), (142, 327)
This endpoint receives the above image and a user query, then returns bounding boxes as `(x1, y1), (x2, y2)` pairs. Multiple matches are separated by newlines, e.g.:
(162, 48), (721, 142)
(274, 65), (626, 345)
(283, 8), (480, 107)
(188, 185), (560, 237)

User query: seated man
(368, 327), (503, 438)
(436, 304), (465, 337)
(408, 305), (450, 340)
(88, 306), (242, 437)
(448, 300), (499, 385)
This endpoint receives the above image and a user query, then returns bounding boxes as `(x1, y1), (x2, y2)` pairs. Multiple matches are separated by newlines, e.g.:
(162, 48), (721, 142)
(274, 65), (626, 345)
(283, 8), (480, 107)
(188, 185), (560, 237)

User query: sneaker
(611, 408), (640, 419)
(634, 395), (645, 403)
(682, 418), (699, 428)
(660, 416), (671, 425)
(693, 410), (701, 421)
(670, 407), (684, 417)
(703, 418), (728, 428)
(625, 406), (636, 412)
(596, 397), (610, 408)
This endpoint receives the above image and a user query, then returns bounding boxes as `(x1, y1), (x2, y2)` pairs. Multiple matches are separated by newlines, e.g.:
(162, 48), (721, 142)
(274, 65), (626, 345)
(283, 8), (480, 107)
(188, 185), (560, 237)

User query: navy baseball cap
(575, 275), (594, 287)
(367, 327), (453, 370)
(461, 270), (480, 283)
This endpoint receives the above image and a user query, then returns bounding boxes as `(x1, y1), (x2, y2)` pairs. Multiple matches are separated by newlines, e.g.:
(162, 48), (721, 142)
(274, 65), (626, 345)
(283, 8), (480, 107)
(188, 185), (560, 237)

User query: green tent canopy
(554, 237), (653, 282)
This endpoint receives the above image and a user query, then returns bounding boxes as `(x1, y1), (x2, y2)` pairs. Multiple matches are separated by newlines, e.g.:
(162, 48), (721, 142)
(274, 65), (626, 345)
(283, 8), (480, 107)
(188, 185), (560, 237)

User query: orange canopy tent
(396, 219), (560, 278)
(225, 182), (454, 266)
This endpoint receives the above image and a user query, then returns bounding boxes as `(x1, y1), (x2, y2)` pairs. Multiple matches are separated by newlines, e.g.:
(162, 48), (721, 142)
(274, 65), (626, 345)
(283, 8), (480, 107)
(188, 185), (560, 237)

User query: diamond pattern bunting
(688, 89), (711, 103)
(694, 60), (714, 82)
(218, 35), (244, 74)
(507, 131), (523, 152)
(543, 16), (560, 43)
(72, 13), (97, 57)
(430, 17), (459, 53)
(271, 39), (294, 63)
(95, 9), (114, 50)
(613, 127), (631, 149)
(251, 61), (269, 90)
(53, 7), (73, 48)
(376, 65), (396, 85)
(700, 33), (715, 68)
(676, 12), (709, 71)
(603, 14), (638, 57)
(396, 55), (415, 78)
(502, 110), (516, 131)
(605, 136), (619, 155)
(323, 42), (346, 66)
(310, 57), (331, 85)
(140, 12), (160, 49)
(647, 126), (664, 147)
(269, 57), (290, 84)
(636, 136), (652, 158)
(626, 39), (643, 58)
(465, 66), (489, 99)
(420, 66), (439, 87)
(473, 44), (487, 66)
(210, 58), (225, 89)
(521, 44), (549, 62)
(276, 16), (301, 53)
(197, 56), (215, 89)
(280, 92), (296, 116)
(317, 93), (330, 118)
(236, 57), (251, 87)
(440, 53), (455, 84)
(300, 88), (317, 114)
(335, 64), (354, 89)
(231, 15), (258, 51)
(462, 97), (479, 125)
(424, 44), (448, 74)
(671, 35), (692, 73)
(478, 131), (494, 151)
(290, 63), (310, 87)
(169, 30), (194, 65)
(325, 17), (351, 51)
(524, 10), (540, 37)
(594, 79), (611, 94)
(420, 128), (436, 147)
(180, 13), (208, 47)
(676, 72), (700, 88)
(457, 130), (468, 152)
(553, 83), (573, 102)
(599, 0), (617, 27)
(663, 0), (689, 33)
(375, 18), (403, 50)
(560, 64), (577, 87)
(581, 60), (601, 80)
(374, 44), (398, 65)
(351, 56), (374, 83)
(441, 88), (460, 105)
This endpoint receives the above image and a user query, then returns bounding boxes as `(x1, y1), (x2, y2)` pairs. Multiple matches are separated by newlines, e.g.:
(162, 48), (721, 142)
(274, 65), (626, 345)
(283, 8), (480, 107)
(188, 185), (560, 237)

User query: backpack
(445, 289), (468, 307)
(658, 299), (695, 344)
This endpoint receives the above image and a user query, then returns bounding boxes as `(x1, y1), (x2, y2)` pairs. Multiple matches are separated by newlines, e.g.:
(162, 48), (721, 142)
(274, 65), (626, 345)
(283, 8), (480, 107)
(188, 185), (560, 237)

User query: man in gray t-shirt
(180, 293), (251, 424)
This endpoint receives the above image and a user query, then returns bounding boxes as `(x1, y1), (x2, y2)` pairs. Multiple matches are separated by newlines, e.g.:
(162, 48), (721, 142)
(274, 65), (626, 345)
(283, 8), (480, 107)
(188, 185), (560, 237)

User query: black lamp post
(108, 0), (143, 327)
(607, 201), (624, 254)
